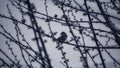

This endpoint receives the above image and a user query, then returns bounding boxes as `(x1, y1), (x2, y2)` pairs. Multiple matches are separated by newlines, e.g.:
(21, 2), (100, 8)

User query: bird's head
(61, 32), (66, 35)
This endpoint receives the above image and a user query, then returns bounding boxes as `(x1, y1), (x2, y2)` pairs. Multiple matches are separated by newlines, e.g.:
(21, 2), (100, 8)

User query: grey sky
(0, 0), (120, 68)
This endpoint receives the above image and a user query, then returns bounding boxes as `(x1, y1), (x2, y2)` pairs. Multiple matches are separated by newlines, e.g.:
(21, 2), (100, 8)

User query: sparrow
(56, 32), (67, 48)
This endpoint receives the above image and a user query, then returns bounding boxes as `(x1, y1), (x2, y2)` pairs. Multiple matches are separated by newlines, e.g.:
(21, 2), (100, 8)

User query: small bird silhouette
(115, 37), (120, 46)
(56, 32), (67, 48)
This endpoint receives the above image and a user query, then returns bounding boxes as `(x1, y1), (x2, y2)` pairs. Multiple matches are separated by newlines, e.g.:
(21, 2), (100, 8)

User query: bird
(115, 37), (120, 46)
(56, 32), (67, 48)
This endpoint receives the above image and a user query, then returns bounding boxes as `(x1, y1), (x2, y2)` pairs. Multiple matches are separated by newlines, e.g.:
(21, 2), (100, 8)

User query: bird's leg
(56, 43), (60, 48)
(56, 42), (62, 49)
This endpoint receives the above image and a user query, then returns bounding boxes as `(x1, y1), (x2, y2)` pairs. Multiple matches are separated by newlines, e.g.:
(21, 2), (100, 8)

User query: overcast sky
(0, 0), (120, 68)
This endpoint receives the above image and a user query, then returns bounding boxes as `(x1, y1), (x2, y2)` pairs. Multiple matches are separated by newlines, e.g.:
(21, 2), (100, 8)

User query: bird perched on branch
(56, 32), (67, 48)
(115, 37), (120, 46)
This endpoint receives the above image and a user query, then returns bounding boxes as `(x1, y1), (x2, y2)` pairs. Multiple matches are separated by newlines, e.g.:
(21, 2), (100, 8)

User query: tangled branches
(0, 0), (120, 68)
